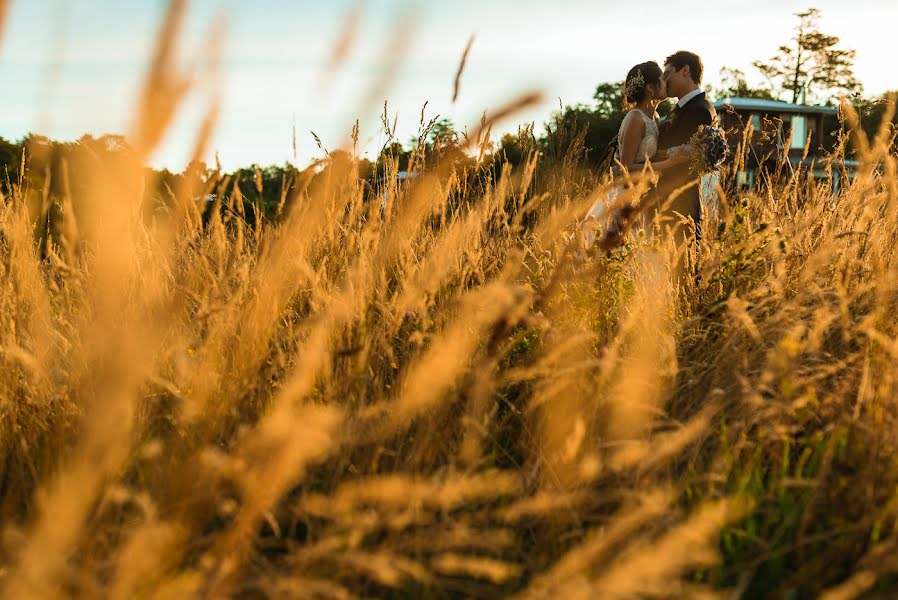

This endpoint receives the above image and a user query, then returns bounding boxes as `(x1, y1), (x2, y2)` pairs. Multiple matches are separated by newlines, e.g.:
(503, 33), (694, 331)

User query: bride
(584, 61), (687, 241)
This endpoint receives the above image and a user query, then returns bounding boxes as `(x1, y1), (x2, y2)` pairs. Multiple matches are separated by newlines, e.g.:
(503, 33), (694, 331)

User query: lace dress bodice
(584, 109), (661, 224)
(617, 109), (659, 164)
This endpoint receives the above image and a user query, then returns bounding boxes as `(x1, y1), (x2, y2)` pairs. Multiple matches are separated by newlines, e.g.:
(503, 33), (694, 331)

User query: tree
(0, 136), (23, 190)
(427, 118), (459, 149)
(753, 8), (861, 104)
(376, 141), (410, 175)
(711, 67), (776, 101)
(853, 92), (898, 147)
(593, 82), (624, 119)
(495, 124), (538, 168)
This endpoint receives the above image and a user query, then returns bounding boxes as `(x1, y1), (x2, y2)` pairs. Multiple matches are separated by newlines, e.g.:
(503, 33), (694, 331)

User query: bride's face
(655, 78), (668, 101)
(648, 79), (667, 104)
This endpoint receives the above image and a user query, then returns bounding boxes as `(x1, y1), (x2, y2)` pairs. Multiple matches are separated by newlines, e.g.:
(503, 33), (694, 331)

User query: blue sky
(0, 0), (894, 170)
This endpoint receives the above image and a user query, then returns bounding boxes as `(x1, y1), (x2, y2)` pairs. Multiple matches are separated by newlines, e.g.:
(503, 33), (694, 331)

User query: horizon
(0, 0), (894, 171)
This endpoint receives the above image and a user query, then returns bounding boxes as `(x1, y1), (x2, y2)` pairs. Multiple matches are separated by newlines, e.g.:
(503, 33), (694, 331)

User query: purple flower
(688, 126), (730, 173)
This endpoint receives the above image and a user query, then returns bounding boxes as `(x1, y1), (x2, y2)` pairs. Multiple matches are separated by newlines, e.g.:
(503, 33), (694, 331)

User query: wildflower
(687, 126), (730, 173)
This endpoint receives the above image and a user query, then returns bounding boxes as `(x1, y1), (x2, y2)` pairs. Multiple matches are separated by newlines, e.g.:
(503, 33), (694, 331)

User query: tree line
(0, 7), (893, 238)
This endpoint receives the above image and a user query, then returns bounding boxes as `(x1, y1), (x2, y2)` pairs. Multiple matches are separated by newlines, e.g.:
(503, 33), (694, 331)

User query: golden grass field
(1, 2), (898, 598)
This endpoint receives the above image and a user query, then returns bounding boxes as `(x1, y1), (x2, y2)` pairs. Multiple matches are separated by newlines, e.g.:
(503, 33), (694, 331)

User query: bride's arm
(617, 112), (687, 175)
(651, 149), (690, 170)
(616, 112), (647, 174)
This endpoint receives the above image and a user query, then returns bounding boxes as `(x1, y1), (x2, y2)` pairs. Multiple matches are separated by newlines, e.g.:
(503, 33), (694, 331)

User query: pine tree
(753, 8), (861, 104)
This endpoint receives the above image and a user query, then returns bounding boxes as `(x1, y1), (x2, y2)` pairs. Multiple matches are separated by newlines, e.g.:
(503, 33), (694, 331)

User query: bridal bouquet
(687, 125), (729, 173)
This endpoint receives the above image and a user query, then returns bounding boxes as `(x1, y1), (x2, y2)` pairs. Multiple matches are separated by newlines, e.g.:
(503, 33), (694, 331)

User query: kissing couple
(586, 50), (718, 250)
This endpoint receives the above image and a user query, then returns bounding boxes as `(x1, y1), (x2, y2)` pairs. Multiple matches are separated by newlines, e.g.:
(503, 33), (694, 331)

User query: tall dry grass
(0, 3), (897, 599)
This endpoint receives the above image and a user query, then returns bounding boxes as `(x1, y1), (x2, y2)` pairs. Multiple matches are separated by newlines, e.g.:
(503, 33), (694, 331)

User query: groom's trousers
(652, 169), (702, 245)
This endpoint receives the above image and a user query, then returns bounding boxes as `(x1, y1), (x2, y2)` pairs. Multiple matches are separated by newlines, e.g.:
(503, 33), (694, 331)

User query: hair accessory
(624, 70), (646, 100)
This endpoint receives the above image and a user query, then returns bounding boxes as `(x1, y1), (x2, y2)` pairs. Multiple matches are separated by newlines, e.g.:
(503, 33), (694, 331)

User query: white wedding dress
(585, 108), (660, 222)
(623, 108), (660, 166)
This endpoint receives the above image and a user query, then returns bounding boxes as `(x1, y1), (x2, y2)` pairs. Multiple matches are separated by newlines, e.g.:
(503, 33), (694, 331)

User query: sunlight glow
(0, 0), (892, 169)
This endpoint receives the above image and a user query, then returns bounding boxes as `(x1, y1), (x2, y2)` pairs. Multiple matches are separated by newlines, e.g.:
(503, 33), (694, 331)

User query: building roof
(713, 97), (839, 116)
(788, 156), (860, 168)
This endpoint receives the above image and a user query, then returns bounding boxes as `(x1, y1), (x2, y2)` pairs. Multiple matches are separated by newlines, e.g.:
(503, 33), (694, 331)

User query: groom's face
(662, 64), (687, 99)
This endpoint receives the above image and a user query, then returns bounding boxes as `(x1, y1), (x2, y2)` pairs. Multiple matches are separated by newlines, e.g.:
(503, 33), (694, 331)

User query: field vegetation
(1, 2), (898, 598)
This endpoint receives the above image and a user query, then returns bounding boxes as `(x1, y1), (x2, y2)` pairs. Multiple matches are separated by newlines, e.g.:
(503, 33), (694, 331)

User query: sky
(0, 0), (894, 171)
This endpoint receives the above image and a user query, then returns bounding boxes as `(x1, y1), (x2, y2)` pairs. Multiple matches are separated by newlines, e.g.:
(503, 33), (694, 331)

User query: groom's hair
(665, 51), (704, 84)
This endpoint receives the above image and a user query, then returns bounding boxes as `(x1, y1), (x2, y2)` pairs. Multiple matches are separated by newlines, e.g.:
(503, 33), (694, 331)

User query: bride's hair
(622, 61), (663, 107)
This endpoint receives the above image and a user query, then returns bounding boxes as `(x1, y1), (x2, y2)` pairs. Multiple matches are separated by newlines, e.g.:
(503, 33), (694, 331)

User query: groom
(657, 50), (717, 240)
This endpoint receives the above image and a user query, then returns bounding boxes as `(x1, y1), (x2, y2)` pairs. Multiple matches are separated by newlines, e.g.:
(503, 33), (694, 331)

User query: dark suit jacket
(658, 91), (717, 150)
(654, 91), (718, 234)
